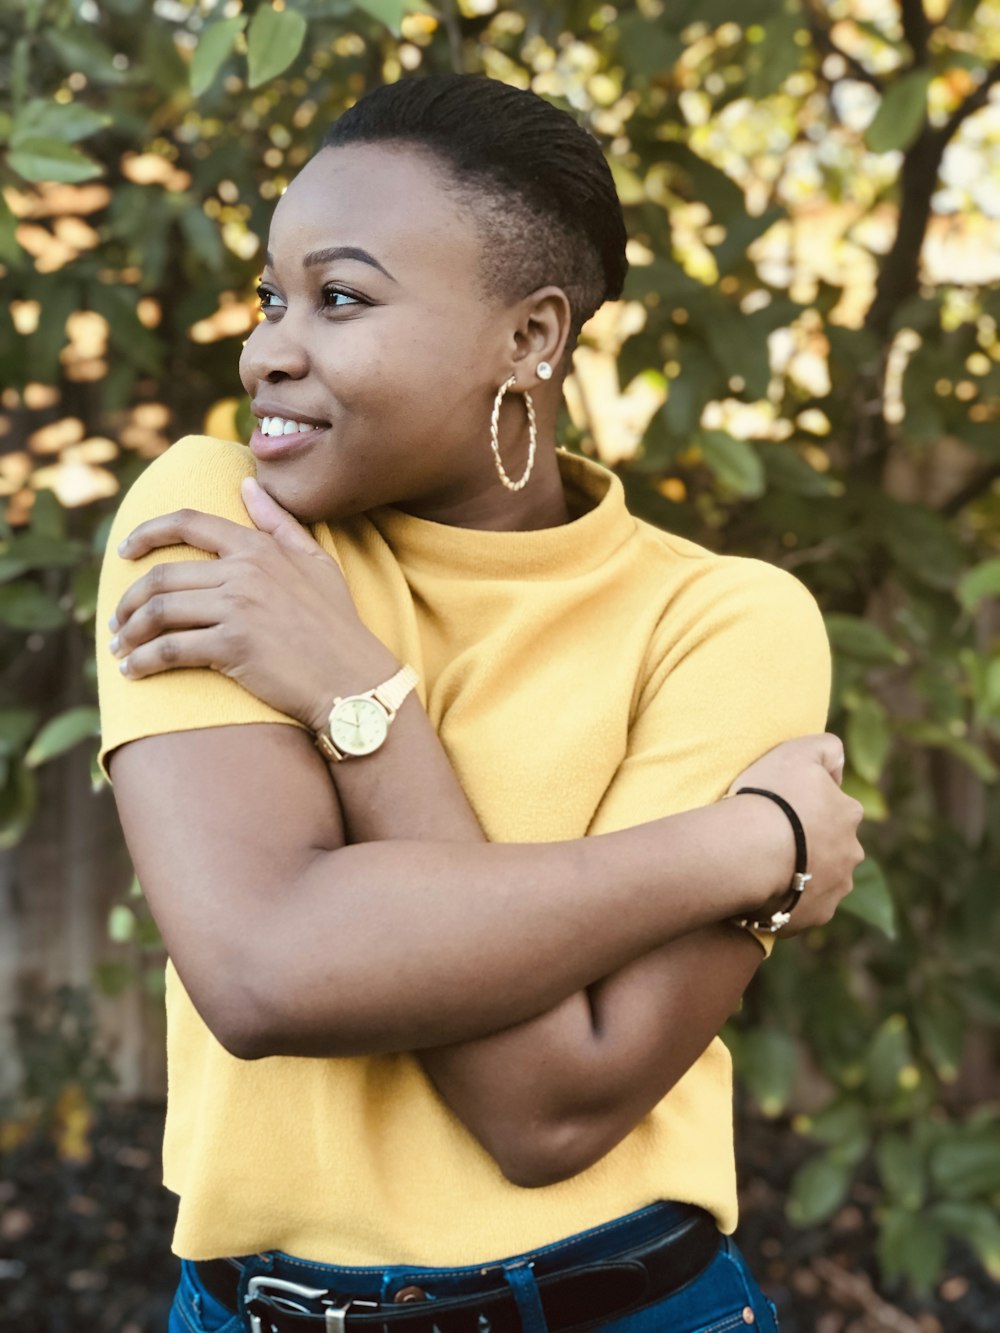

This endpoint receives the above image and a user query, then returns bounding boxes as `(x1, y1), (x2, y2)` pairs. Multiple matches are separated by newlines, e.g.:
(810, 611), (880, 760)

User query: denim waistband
(223, 1200), (713, 1305)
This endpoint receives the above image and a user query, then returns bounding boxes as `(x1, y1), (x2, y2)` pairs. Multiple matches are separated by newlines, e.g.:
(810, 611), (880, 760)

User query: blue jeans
(168, 1202), (780, 1333)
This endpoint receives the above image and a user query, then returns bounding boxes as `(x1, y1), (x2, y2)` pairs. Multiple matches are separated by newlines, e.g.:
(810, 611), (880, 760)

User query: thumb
(241, 475), (319, 556)
(818, 731), (845, 786)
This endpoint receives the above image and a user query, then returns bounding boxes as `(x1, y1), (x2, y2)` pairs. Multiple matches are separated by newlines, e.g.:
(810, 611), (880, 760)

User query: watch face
(329, 696), (389, 757)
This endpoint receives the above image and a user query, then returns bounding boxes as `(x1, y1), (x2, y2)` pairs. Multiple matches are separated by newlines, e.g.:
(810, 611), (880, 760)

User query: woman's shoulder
(111, 434), (255, 533)
(638, 517), (816, 599)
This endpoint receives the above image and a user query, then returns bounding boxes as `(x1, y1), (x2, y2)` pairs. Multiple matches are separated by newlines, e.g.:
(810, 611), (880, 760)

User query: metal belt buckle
(245, 1274), (379, 1332)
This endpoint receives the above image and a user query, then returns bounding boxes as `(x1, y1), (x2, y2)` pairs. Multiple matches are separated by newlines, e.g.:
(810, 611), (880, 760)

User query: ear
(508, 286), (573, 385)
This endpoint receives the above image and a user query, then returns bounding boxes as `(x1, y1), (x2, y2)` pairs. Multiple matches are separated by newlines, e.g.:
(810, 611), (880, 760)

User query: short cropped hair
(321, 74), (628, 350)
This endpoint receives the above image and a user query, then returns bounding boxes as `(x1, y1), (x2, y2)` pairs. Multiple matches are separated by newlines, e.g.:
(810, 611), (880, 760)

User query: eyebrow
(263, 245), (397, 282)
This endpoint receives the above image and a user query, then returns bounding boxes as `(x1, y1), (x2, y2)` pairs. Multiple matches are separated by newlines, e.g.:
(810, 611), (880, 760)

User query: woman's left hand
(108, 476), (399, 732)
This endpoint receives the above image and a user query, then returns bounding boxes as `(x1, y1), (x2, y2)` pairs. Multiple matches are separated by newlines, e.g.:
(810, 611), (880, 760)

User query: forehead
(266, 143), (483, 280)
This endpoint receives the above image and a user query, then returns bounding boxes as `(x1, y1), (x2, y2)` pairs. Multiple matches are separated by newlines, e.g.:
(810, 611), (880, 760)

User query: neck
(412, 449), (570, 532)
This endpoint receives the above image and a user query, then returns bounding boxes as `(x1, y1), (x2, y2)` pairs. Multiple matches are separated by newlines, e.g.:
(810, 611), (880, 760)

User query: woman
(96, 75), (863, 1333)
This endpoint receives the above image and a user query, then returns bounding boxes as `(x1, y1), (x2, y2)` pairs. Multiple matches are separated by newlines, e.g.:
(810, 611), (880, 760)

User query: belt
(194, 1210), (721, 1332)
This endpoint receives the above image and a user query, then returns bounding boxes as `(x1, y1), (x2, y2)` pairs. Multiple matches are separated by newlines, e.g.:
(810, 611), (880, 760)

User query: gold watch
(315, 664), (419, 762)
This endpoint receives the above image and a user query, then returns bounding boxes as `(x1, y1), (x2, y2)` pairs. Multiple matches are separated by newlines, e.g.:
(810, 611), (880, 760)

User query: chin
(253, 467), (368, 528)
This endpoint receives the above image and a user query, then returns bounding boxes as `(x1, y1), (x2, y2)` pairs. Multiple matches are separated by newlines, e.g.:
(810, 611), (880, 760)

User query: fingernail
(118, 657), (130, 676)
(117, 538), (129, 555)
(108, 615), (119, 633)
(109, 636), (121, 655)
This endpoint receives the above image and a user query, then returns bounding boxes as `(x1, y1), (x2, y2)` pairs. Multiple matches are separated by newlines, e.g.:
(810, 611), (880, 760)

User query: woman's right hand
(728, 733), (865, 935)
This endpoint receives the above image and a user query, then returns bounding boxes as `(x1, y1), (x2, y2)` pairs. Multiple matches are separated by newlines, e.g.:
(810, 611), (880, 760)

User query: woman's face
(239, 143), (528, 526)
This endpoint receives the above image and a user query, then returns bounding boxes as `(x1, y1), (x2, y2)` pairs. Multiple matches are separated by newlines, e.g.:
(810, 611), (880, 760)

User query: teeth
(260, 415), (323, 437)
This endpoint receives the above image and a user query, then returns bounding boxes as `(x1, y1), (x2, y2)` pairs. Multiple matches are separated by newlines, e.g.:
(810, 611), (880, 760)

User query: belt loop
(503, 1262), (548, 1333)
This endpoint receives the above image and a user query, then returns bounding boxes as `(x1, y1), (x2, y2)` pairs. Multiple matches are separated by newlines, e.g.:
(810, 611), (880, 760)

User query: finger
(110, 589), (223, 657)
(818, 732), (845, 785)
(241, 476), (321, 557)
(118, 628), (223, 680)
(111, 561), (223, 633)
(118, 509), (257, 560)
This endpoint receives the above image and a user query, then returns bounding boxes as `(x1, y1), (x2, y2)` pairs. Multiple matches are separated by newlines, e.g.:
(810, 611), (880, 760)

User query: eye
(322, 285), (364, 310)
(255, 283), (284, 312)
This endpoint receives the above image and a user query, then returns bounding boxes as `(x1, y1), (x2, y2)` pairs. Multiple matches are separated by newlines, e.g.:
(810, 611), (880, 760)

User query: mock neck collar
(366, 452), (635, 580)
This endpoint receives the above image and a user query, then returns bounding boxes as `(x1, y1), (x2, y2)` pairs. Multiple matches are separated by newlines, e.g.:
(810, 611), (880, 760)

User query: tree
(0, 0), (997, 1299)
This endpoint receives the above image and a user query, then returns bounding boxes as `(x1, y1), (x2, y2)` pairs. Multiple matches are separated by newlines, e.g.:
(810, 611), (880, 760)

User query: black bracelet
(730, 786), (812, 935)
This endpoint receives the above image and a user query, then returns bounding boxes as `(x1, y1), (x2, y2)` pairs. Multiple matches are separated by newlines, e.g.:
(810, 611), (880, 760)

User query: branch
(941, 460), (1000, 516)
(442, 0), (465, 75)
(941, 60), (1000, 139)
(900, 0), (933, 64)
(801, 0), (884, 90)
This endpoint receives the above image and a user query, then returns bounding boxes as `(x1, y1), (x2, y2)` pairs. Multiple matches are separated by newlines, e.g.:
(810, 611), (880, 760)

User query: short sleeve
(587, 558), (833, 955)
(96, 435), (307, 781)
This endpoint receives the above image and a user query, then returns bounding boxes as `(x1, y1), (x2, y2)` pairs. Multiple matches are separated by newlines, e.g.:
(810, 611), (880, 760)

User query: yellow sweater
(96, 435), (831, 1266)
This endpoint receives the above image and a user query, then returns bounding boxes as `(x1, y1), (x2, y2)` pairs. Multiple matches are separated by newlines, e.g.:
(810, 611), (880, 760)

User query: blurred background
(0, 0), (998, 1329)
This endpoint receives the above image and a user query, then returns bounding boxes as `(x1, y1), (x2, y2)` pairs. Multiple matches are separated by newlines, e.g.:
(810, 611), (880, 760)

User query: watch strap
(371, 663), (420, 716)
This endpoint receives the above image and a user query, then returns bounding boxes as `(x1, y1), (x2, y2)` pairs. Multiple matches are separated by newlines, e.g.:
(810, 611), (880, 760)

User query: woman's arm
(109, 712), (859, 1062)
(423, 926), (764, 1187)
(307, 697), (846, 1188)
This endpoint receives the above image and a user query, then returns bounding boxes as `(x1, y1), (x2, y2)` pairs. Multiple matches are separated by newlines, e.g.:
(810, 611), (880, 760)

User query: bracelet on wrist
(728, 786), (812, 936)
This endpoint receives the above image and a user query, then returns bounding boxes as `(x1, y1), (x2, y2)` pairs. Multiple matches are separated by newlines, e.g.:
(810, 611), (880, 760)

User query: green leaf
(846, 696), (891, 783)
(739, 1027), (798, 1117)
(930, 1129), (1000, 1199)
(825, 614), (907, 666)
(95, 961), (135, 997)
(914, 991), (965, 1083)
(7, 533), (83, 569)
(0, 764), (37, 849)
(10, 35), (31, 109)
(840, 773), (888, 823)
(0, 710), (39, 757)
(958, 558), (1000, 613)
(841, 858), (896, 937)
(108, 903), (136, 943)
(866, 1014), (912, 1102)
(179, 205), (226, 272)
(25, 707), (101, 768)
(616, 15), (683, 80)
(72, 565), (100, 623)
(88, 285), (163, 375)
(787, 1154), (851, 1226)
(0, 584), (68, 632)
(26, 281), (80, 383)
(29, 488), (66, 539)
(880, 502), (964, 590)
(246, 6), (308, 89)
(354, 0), (409, 34)
(45, 28), (132, 84)
(934, 1202), (1000, 1280)
(698, 431), (765, 498)
(942, 737), (999, 783)
(878, 1207), (945, 1295)
(866, 69), (932, 154)
(190, 16), (247, 98)
(799, 1098), (868, 1148)
(11, 99), (112, 146)
(8, 137), (103, 184)
(875, 1133), (926, 1210)
(0, 190), (23, 266)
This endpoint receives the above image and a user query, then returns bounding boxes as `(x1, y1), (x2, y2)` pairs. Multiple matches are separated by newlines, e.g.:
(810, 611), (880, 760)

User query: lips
(249, 421), (329, 462)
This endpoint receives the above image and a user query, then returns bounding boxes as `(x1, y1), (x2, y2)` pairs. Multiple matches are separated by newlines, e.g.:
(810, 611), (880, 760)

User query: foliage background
(0, 0), (998, 1326)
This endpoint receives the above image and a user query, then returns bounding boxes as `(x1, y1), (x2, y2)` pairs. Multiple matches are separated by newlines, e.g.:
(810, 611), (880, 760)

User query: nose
(239, 318), (310, 388)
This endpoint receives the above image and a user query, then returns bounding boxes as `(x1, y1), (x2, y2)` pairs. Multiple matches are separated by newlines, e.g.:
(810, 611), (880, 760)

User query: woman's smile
(249, 419), (330, 461)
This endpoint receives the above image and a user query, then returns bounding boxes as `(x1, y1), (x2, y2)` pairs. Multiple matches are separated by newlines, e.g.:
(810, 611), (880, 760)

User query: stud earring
(490, 374), (537, 492)
(537, 361), (553, 381)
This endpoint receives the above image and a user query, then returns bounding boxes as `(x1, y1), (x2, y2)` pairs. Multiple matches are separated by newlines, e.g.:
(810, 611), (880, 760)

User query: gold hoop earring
(490, 374), (537, 493)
